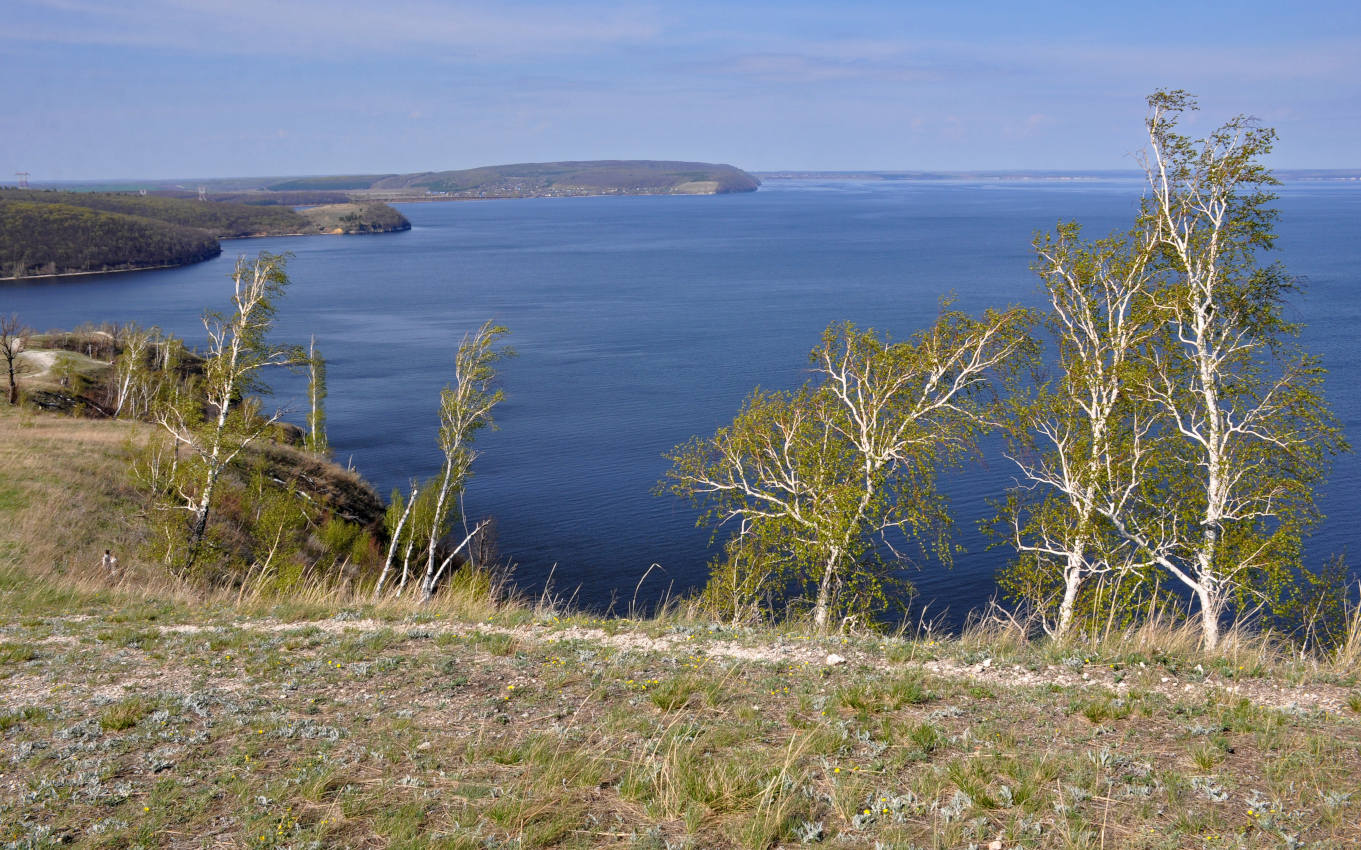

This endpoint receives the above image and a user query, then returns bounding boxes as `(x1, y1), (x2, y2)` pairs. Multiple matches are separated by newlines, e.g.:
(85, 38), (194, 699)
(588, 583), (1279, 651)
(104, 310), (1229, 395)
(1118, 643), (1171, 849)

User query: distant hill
(31, 161), (761, 201)
(0, 190), (409, 280)
(297, 202), (412, 234)
(268, 160), (760, 197)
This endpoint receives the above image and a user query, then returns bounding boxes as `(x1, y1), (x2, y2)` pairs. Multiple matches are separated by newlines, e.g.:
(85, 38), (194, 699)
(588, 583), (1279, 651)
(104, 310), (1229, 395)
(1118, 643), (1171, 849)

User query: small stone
(1160, 676), (1170, 683)
(989, 840), (1004, 850)
(826, 653), (846, 666)
(416, 741), (432, 751)
(981, 658), (992, 668)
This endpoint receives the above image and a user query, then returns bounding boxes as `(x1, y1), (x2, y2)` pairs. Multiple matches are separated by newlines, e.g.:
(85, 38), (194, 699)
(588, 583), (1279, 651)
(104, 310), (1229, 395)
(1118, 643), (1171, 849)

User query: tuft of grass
(1071, 694), (1132, 724)
(0, 705), (48, 732)
(0, 641), (38, 664)
(908, 721), (944, 757)
(99, 695), (154, 732)
(648, 676), (702, 712)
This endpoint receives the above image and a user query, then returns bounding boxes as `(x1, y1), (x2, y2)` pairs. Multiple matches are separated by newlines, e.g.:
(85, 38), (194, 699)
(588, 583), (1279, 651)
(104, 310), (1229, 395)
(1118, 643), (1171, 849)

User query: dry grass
(5, 403), (1361, 847)
(0, 403), (155, 579)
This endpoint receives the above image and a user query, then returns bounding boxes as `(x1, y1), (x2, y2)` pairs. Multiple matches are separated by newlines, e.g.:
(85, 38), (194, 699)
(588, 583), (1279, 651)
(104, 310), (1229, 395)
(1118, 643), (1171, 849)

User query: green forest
(0, 202), (222, 277)
(0, 190), (410, 278)
(0, 189), (309, 236)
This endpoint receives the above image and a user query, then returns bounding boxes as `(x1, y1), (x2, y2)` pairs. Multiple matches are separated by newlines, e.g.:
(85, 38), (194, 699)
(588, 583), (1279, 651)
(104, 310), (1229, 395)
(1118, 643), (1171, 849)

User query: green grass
(98, 695), (155, 731)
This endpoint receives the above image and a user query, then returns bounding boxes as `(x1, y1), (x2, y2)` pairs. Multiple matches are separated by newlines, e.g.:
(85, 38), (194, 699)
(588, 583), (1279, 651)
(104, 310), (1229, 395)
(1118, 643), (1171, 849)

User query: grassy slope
(297, 203), (412, 235)
(2, 404), (1361, 849)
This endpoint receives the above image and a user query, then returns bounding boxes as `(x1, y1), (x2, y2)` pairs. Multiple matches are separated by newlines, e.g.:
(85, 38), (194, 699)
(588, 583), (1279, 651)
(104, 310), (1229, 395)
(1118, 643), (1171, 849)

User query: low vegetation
(297, 202), (413, 235)
(2, 445), (1360, 847)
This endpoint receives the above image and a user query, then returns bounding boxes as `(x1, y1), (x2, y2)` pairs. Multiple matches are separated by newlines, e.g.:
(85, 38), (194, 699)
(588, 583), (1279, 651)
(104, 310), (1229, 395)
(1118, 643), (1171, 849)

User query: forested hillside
(0, 202), (221, 277)
(0, 191), (409, 279)
(0, 189), (309, 236)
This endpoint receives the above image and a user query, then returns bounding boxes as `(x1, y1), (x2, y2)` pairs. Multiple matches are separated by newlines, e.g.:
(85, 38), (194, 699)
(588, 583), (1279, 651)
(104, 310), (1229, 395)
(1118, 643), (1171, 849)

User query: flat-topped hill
(268, 160), (761, 197)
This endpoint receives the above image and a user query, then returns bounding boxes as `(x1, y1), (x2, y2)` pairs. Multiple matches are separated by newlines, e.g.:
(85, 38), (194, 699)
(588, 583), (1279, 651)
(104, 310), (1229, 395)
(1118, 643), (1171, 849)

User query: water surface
(5, 179), (1357, 622)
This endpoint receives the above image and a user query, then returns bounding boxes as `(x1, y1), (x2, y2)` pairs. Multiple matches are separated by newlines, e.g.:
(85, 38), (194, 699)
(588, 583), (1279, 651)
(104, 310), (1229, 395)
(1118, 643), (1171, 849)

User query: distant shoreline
(0, 227), (412, 282)
(755, 169), (1361, 182)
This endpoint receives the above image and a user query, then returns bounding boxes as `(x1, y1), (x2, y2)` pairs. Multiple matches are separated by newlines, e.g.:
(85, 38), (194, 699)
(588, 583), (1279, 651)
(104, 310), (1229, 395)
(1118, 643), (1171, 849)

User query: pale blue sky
(4, 0), (1359, 179)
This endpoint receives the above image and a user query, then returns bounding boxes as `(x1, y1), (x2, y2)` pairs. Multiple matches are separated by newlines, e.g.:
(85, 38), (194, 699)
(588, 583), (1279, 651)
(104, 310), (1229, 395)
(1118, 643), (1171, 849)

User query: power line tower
(15, 172), (29, 189)
(197, 185), (207, 201)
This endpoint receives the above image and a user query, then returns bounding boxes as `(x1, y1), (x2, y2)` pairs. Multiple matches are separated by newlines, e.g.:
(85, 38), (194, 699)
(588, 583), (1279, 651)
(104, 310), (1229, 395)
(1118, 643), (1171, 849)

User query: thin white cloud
(10, 0), (664, 56)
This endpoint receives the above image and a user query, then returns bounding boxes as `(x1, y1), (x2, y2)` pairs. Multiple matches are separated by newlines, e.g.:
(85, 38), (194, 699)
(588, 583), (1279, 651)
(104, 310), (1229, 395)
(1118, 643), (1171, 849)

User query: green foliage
(98, 696), (154, 732)
(666, 311), (1033, 629)
(996, 90), (1349, 649)
(244, 468), (311, 593)
(139, 253), (313, 577)
(376, 322), (510, 600)
(305, 337), (328, 454)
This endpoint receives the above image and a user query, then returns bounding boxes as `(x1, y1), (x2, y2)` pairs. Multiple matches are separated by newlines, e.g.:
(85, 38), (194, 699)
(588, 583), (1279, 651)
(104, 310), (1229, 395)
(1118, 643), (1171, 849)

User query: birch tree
(1122, 91), (1346, 649)
(374, 322), (509, 599)
(155, 252), (304, 573)
(666, 310), (1033, 630)
(111, 323), (166, 419)
(998, 223), (1160, 638)
(418, 321), (509, 599)
(305, 335), (328, 453)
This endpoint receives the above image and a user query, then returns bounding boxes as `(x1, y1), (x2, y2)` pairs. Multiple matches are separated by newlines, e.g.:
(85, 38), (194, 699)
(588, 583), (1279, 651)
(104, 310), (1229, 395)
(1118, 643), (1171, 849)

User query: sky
(3, 0), (1360, 180)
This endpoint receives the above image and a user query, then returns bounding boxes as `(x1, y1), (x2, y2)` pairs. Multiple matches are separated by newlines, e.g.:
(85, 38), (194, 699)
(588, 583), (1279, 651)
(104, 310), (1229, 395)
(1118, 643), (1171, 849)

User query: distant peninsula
(0, 190), (410, 280)
(2, 161), (759, 280)
(267, 160), (761, 199)
(42, 160), (762, 203)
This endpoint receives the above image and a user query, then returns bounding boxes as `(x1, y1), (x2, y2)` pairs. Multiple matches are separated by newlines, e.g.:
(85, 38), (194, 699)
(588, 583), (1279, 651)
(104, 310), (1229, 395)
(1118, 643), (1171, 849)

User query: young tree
(375, 322), (509, 600)
(1, 313), (32, 405)
(305, 335), (329, 454)
(1120, 91), (1347, 648)
(154, 252), (305, 573)
(112, 323), (159, 418)
(419, 321), (509, 599)
(666, 309), (1033, 630)
(998, 223), (1160, 638)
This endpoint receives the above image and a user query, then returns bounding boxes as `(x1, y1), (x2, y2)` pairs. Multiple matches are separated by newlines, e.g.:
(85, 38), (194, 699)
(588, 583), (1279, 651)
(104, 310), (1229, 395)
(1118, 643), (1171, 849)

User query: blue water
(4, 179), (1358, 621)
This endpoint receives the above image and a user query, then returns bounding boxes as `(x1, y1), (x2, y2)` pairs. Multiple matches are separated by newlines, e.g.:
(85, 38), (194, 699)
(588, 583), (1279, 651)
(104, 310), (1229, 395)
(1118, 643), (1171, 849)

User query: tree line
(110, 254), (508, 598)
(664, 92), (1349, 649)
